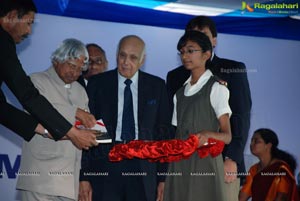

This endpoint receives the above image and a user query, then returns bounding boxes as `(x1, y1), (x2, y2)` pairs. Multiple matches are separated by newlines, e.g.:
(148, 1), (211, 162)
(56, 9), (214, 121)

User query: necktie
(121, 79), (135, 141)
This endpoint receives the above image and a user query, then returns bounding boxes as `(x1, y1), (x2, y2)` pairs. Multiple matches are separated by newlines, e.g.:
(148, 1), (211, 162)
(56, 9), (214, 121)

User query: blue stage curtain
(33, 0), (300, 41)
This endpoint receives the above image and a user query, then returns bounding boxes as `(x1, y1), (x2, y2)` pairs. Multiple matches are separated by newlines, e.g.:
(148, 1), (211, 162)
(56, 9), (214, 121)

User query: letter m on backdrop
(0, 154), (20, 179)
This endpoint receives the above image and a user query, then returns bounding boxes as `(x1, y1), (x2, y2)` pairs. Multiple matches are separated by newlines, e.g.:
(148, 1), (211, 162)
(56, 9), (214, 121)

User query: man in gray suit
(16, 39), (96, 201)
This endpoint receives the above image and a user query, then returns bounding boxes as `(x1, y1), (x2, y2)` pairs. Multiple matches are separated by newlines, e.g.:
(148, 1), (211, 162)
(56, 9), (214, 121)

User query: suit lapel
(210, 55), (223, 76)
(137, 71), (147, 139)
(108, 69), (119, 140)
(211, 55), (220, 69)
(77, 75), (87, 89)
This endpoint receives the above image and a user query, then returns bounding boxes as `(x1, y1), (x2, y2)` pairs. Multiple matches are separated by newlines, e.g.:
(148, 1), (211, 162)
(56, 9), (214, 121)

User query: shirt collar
(118, 70), (139, 87)
(211, 51), (215, 61)
(184, 69), (213, 86)
(47, 66), (72, 89)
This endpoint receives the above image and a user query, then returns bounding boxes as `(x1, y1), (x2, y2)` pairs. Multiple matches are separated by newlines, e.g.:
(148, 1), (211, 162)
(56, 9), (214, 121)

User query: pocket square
(147, 99), (156, 105)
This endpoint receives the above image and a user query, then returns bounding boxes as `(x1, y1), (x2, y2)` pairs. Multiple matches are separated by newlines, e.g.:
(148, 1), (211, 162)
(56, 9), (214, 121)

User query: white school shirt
(172, 69), (232, 126)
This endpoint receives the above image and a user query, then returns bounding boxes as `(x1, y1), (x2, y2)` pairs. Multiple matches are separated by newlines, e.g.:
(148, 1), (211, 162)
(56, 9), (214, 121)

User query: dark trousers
(90, 157), (148, 201)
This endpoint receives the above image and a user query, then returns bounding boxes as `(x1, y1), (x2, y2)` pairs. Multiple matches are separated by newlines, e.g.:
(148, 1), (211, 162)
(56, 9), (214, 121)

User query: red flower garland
(109, 135), (225, 163)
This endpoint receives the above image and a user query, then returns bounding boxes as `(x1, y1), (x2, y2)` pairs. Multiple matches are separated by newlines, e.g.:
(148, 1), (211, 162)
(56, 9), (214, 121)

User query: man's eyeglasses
(66, 61), (88, 73)
(88, 57), (105, 66)
(178, 49), (202, 56)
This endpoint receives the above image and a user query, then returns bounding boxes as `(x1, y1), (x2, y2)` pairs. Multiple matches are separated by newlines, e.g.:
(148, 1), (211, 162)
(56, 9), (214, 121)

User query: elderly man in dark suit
(77, 43), (108, 89)
(166, 16), (252, 201)
(79, 35), (172, 201)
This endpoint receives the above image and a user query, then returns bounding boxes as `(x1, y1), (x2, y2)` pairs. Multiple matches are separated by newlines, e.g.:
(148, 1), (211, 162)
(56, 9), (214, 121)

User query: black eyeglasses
(178, 49), (202, 56)
(88, 57), (105, 66)
(66, 61), (87, 72)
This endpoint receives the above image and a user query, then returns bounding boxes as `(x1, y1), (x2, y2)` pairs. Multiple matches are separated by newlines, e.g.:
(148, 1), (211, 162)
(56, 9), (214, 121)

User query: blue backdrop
(33, 0), (300, 41)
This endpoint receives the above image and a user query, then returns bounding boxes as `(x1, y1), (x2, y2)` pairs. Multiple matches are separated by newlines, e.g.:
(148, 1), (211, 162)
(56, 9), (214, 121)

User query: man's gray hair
(117, 35), (146, 63)
(51, 38), (89, 70)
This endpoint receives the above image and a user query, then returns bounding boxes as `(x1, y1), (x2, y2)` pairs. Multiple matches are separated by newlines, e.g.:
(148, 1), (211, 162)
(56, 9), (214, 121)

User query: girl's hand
(195, 131), (209, 147)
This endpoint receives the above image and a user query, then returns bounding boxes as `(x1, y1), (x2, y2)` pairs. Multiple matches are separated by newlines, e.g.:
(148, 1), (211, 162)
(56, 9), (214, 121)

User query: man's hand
(35, 123), (46, 135)
(224, 158), (238, 183)
(156, 182), (165, 201)
(34, 123), (53, 139)
(76, 108), (97, 128)
(66, 126), (98, 150)
(35, 123), (71, 140)
(79, 181), (92, 201)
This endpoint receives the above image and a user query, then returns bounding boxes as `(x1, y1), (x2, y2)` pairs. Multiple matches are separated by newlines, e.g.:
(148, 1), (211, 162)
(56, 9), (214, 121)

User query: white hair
(51, 38), (89, 70)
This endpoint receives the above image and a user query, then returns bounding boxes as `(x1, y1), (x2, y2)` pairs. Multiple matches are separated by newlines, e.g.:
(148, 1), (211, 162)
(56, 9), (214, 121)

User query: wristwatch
(42, 129), (49, 138)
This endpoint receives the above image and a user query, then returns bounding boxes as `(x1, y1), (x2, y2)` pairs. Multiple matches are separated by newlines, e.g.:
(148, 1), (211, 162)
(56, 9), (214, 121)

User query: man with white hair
(17, 38), (96, 201)
(79, 35), (172, 201)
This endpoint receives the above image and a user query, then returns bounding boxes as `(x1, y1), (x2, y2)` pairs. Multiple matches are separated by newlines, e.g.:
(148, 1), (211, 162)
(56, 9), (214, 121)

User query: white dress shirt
(115, 71), (139, 141)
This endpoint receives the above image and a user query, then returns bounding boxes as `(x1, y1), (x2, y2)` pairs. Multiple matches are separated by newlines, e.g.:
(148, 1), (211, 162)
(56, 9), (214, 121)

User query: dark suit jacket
(81, 69), (172, 201)
(77, 75), (87, 90)
(0, 26), (72, 141)
(166, 55), (252, 176)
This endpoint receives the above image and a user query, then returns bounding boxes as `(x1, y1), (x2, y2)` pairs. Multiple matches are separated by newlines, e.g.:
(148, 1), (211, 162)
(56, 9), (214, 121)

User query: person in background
(239, 128), (299, 201)
(17, 38), (96, 201)
(166, 16), (252, 201)
(79, 35), (172, 201)
(78, 43), (108, 88)
(0, 0), (97, 149)
(162, 30), (231, 201)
